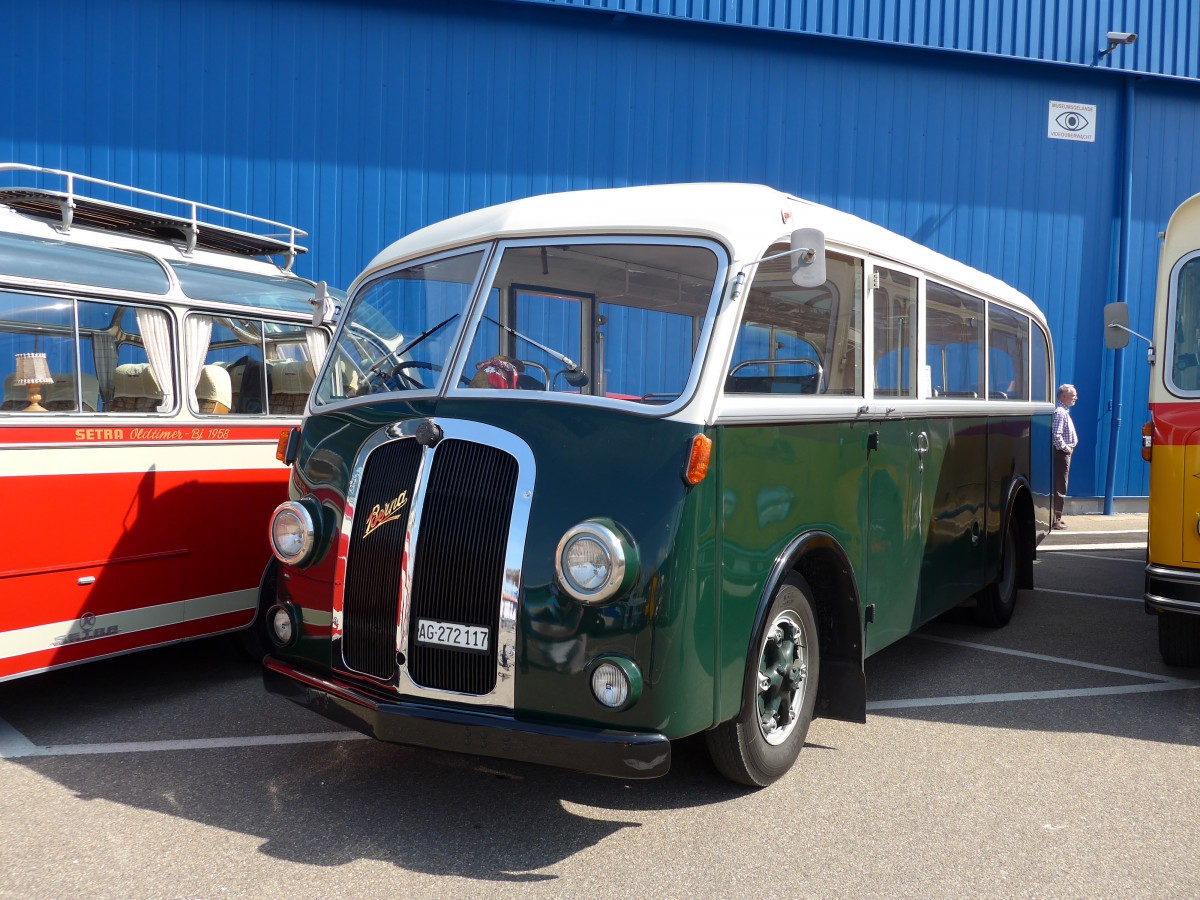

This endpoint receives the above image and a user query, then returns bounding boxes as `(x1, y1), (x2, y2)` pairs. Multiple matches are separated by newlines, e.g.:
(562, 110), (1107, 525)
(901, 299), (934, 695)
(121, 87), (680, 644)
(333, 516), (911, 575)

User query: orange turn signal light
(276, 427), (300, 465)
(684, 434), (713, 485)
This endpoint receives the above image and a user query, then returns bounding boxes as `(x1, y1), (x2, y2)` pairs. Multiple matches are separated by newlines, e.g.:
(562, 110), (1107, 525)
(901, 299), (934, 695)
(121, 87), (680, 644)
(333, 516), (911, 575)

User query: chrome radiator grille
(408, 440), (518, 695)
(339, 431), (519, 696)
(341, 438), (422, 680)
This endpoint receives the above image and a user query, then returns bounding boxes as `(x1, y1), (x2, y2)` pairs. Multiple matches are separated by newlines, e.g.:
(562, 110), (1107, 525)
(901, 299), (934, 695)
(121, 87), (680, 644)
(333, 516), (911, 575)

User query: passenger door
(864, 264), (929, 654)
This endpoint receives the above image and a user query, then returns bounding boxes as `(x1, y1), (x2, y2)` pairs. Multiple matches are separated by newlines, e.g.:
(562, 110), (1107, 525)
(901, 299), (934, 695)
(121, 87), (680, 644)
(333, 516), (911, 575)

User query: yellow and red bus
(1117, 192), (1200, 666)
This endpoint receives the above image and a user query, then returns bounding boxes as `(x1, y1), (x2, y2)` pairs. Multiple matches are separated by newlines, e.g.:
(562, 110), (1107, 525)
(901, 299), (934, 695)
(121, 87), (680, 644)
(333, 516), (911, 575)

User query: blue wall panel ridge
(3, 0), (1200, 500)
(503, 0), (1200, 80)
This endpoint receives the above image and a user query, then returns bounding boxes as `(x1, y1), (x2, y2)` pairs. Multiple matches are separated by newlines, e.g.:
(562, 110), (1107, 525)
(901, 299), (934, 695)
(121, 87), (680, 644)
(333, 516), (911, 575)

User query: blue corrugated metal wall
(509, 0), (1200, 80)
(2, 0), (1199, 500)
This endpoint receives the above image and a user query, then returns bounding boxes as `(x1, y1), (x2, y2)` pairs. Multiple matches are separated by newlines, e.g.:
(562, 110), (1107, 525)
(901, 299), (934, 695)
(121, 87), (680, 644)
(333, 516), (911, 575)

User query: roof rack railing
(0, 162), (309, 270)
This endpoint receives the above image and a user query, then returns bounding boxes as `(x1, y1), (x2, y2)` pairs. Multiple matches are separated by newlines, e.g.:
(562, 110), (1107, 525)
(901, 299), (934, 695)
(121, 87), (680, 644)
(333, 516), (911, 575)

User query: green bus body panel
(276, 398), (720, 740)
(276, 401), (1048, 741)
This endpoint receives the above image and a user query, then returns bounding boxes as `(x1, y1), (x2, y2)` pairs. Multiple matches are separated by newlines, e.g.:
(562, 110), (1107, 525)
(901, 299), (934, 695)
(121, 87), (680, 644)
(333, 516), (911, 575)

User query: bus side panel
(714, 420), (870, 724)
(1, 460), (286, 677)
(919, 415), (987, 622)
(1149, 402), (1200, 568)
(1031, 412), (1054, 536)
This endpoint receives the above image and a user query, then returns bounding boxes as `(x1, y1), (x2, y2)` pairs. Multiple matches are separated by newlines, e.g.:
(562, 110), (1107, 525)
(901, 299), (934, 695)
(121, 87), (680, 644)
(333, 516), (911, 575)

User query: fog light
(268, 604), (300, 647)
(589, 657), (642, 710)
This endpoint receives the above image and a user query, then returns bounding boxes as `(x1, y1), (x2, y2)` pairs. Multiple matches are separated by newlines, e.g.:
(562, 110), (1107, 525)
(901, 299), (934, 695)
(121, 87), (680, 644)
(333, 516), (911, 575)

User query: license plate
(415, 618), (490, 652)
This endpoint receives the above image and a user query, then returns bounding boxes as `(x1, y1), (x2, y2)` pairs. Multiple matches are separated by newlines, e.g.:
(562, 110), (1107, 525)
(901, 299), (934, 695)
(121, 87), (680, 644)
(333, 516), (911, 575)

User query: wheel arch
(744, 531), (867, 725)
(1003, 477), (1035, 590)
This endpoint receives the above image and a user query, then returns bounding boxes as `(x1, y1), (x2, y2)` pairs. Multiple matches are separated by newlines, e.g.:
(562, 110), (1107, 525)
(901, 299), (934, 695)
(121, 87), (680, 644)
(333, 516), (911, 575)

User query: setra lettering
(74, 428), (125, 441)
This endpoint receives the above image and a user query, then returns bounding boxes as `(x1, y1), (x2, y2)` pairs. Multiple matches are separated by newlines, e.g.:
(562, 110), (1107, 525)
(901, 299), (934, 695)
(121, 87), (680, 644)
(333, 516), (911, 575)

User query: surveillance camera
(1107, 32), (1138, 44)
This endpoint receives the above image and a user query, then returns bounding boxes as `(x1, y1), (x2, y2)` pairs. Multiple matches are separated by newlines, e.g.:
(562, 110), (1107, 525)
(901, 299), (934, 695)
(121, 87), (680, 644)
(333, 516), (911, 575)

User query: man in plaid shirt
(1052, 384), (1078, 529)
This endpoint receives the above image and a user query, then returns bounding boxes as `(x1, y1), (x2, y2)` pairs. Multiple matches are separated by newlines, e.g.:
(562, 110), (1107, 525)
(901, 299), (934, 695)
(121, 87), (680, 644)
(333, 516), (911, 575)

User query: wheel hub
(756, 611), (808, 745)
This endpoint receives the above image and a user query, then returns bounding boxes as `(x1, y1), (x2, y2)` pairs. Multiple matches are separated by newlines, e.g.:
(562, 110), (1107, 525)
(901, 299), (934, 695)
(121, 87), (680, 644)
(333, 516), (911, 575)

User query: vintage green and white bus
(260, 183), (1054, 786)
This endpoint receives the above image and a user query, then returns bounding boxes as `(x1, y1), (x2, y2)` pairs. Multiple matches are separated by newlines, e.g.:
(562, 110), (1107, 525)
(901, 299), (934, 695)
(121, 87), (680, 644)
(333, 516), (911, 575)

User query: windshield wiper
(481, 314), (589, 387)
(368, 313), (460, 381)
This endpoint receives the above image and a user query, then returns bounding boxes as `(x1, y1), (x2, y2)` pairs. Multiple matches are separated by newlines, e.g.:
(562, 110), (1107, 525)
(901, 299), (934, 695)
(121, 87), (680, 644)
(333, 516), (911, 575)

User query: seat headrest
(267, 359), (315, 394)
(196, 364), (232, 409)
(114, 363), (164, 399)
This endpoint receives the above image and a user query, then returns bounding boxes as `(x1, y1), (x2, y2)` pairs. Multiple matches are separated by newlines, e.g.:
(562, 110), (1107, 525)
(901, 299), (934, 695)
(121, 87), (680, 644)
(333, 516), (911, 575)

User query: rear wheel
(974, 515), (1020, 628)
(1158, 611), (1200, 667)
(706, 573), (820, 787)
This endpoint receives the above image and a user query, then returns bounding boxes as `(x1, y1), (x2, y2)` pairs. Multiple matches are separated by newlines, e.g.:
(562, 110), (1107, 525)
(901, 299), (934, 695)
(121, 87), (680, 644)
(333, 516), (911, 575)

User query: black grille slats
(341, 438), (422, 679)
(408, 439), (518, 695)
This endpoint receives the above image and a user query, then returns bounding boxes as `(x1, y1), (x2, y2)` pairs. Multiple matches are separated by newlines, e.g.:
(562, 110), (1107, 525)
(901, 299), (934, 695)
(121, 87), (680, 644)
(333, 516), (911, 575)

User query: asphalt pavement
(1, 512), (1197, 898)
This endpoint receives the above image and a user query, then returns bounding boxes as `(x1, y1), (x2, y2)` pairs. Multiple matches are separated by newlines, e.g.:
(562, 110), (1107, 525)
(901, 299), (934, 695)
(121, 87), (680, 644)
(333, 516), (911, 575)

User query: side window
(186, 314), (321, 415)
(1031, 323), (1050, 402)
(927, 282), (985, 398)
(727, 249), (863, 396)
(0, 290), (77, 413)
(1170, 256), (1200, 393)
(81, 300), (173, 414)
(988, 303), (1029, 400)
(0, 292), (172, 415)
(873, 267), (917, 397)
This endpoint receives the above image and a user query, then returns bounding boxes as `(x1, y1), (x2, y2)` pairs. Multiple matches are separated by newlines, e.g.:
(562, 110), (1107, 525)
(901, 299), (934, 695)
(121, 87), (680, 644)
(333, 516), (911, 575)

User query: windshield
(315, 240), (721, 407)
(314, 250), (487, 404)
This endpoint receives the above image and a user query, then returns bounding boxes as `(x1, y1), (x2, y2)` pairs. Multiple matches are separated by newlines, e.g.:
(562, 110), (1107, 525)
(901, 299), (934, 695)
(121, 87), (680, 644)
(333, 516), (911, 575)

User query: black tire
(974, 515), (1020, 628)
(238, 560), (278, 662)
(1158, 611), (1200, 667)
(706, 572), (820, 788)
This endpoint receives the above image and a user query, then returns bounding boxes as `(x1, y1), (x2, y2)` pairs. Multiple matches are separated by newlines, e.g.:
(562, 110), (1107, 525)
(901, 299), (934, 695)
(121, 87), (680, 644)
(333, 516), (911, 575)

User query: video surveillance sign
(1048, 101), (1097, 143)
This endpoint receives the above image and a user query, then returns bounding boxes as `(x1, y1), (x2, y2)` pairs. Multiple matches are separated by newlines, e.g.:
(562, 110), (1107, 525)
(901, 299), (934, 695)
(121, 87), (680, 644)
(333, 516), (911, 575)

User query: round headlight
(269, 501), (316, 566)
(555, 520), (636, 604)
(589, 657), (642, 710)
(267, 603), (301, 647)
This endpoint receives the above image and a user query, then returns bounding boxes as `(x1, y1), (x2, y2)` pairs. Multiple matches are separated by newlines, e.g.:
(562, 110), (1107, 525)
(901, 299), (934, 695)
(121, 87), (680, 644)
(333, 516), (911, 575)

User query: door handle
(915, 431), (929, 472)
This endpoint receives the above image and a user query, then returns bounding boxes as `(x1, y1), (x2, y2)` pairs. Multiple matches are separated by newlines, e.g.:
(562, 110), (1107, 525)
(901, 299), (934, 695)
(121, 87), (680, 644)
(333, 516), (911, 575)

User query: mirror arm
(731, 247), (815, 300)
(1106, 321), (1156, 364)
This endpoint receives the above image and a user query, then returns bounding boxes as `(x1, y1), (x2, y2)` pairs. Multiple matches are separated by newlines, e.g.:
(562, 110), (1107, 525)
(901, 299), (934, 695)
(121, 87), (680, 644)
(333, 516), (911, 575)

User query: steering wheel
(385, 359), (471, 390)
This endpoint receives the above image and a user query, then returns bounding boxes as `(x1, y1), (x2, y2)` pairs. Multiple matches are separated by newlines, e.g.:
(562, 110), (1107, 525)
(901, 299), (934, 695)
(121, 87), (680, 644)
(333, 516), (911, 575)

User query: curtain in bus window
(184, 315), (214, 410)
(0, 290), (77, 413)
(79, 300), (163, 414)
(135, 307), (174, 412)
(305, 327), (329, 372)
(987, 304), (1029, 400)
(927, 282), (984, 398)
(727, 249), (863, 396)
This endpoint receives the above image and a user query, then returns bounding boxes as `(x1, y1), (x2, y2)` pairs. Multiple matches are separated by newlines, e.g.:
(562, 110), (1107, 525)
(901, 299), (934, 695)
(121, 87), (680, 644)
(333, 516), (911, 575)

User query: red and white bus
(0, 164), (339, 681)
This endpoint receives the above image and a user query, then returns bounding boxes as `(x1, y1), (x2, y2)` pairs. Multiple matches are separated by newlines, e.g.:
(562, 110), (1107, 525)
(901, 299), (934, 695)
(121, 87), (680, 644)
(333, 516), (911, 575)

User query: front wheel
(706, 573), (820, 787)
(974, 515), (1020, 628)
(1158, 611), (1200, 667)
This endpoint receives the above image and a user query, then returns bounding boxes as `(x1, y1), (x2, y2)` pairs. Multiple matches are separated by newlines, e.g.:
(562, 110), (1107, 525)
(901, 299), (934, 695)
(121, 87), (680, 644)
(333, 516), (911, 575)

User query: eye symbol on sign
(1056, 111), (1089, 132)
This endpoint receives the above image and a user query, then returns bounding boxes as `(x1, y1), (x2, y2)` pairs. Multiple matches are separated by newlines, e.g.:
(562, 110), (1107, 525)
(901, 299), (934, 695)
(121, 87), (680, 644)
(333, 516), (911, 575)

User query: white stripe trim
(0, 590), (255, 662)
(1, 443), (282, 476)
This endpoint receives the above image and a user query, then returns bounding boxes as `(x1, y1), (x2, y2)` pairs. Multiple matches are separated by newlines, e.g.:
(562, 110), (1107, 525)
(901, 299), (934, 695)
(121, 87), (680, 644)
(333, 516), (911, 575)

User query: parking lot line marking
(1037, 587), (1142, 604)
(867, 681), (1200, 710)
(1039, 542), (1146, 552)
(1, 730), (370, 759)
(914, 634), (1193, 683)
(0, 717), (38, 759)
(1048, 550), (1145, 562)
(1055, 530), (1146, 537)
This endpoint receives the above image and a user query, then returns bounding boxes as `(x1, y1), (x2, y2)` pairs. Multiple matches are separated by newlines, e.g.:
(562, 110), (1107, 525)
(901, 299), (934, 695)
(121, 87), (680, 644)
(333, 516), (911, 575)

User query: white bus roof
(363, 182), (1043, 321)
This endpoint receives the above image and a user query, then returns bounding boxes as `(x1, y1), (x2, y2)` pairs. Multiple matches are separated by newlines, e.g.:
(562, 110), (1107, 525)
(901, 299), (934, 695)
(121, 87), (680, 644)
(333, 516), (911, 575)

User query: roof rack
(0, 163), (308, 269)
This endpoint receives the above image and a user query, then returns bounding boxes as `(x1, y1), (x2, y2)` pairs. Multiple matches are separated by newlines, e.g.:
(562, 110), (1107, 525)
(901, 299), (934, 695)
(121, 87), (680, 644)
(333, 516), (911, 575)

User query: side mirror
(789, 228), (826, 288)
(1104, 302), (1131, 350)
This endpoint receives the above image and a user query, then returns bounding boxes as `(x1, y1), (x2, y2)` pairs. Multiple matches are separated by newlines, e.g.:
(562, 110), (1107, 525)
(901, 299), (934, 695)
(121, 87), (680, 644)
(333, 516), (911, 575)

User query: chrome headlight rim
(269, 499), (317, 566)
(555, 519), (635, 604)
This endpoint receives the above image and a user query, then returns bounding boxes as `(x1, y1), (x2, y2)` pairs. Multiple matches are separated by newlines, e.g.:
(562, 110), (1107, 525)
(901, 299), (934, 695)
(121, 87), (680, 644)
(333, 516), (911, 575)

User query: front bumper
(1145, 564), (1200, 617)
(262, 656), (672, 779)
